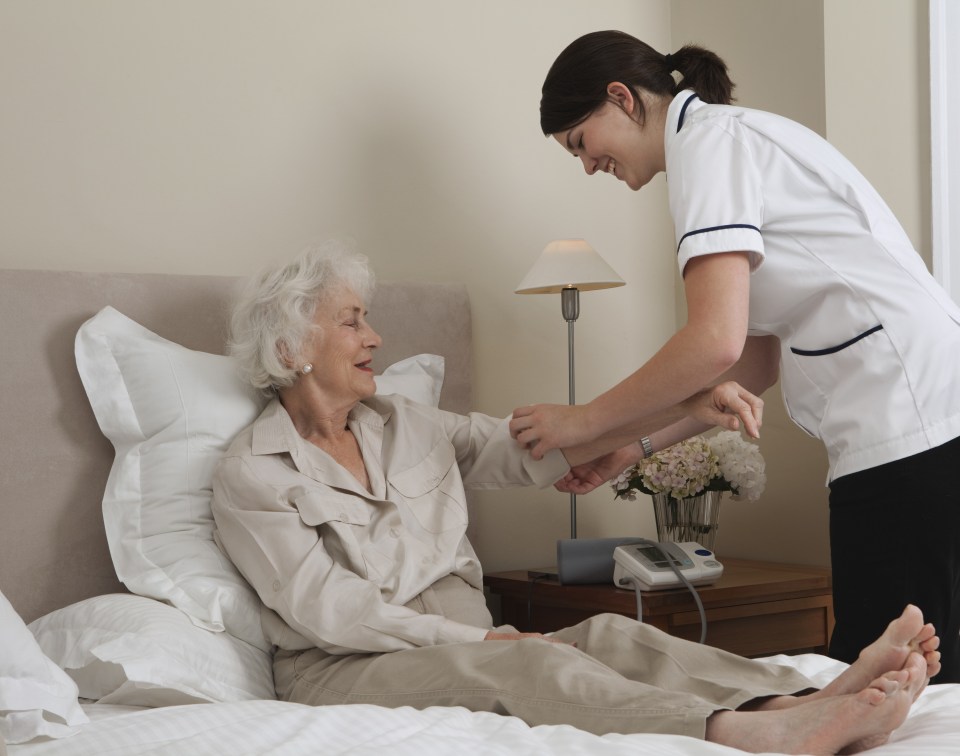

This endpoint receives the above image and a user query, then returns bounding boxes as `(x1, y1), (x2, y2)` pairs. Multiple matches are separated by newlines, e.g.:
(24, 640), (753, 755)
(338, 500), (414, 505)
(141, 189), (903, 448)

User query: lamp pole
(561, 286), (579, 538)
(514, 238), (625, 541)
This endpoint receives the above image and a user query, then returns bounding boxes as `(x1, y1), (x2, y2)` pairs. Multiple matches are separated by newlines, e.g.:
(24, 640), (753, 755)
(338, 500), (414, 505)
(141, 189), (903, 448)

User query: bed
(1, 267), (958, 755)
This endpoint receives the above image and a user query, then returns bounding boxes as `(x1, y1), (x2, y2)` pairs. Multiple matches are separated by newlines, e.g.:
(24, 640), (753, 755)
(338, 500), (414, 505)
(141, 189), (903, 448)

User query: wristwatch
(640, 436), (653, 459)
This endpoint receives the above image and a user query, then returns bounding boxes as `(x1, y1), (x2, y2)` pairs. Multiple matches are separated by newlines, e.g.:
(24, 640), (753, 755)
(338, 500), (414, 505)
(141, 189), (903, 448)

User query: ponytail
(540, 31), (735, 136)
(668, 44), (735, 107)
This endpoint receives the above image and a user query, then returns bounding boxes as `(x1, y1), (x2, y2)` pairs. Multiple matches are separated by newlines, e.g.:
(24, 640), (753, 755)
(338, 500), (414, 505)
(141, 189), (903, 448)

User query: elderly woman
(211, 242), (939, 754)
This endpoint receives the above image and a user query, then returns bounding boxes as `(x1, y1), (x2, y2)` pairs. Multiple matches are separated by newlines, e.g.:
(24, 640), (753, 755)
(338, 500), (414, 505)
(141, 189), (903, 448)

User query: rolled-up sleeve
(439, 409), (569, 490)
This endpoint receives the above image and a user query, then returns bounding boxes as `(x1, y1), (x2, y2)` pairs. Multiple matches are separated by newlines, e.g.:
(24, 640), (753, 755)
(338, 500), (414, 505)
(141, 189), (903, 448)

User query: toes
(859, 686), (889, 706)
(860, 665), (922, 708)
(909, 625), (939, 655)
(887, 605), (924, 646)
(904, 653), (926, 674)
(882, 669), (909, 686)
(926, 651), (942, 678)
(910, 632), (941, 679)
(873, 669), (907, 693)
(903, 655), (929, 691)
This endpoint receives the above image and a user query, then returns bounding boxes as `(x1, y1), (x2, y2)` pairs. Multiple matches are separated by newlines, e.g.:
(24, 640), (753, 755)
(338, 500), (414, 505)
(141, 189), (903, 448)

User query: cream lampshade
(515, 238), (626, 296)
(515, 239), (625, 539)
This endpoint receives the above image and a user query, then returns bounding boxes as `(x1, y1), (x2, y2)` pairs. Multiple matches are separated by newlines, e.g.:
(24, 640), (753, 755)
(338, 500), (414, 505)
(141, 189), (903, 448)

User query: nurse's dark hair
(540, 30), (735, 135)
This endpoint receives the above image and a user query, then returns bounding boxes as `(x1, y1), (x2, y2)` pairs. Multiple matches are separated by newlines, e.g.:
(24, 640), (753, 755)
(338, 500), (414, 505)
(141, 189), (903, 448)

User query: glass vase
(651, 490), (722, 553)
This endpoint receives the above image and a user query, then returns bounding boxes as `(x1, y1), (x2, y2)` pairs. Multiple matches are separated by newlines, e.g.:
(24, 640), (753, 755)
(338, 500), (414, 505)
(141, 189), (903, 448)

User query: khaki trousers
(273, 575), (813, 738)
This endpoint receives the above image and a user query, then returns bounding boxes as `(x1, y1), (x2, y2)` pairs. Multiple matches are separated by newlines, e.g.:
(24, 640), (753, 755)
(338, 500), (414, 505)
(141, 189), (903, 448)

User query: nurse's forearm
(646, 416), (711, 454)
(584, 322), (739, 441)
(579, 250), (756, 442)
(560, 406), (689, 466)
(567, 406), (715, 467)
(583, 334), (779, 447)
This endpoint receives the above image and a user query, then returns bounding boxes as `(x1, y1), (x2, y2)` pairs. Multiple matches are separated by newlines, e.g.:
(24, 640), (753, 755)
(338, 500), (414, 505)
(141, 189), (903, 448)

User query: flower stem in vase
(652, 491), (722, 553)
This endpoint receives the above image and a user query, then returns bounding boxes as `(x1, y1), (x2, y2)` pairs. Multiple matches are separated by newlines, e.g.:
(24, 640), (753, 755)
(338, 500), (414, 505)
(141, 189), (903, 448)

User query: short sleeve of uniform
(667, 114), (765, 274)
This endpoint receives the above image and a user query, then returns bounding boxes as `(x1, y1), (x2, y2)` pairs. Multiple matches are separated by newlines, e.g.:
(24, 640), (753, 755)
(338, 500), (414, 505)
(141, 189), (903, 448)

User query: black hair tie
(664, 53), (676, 70)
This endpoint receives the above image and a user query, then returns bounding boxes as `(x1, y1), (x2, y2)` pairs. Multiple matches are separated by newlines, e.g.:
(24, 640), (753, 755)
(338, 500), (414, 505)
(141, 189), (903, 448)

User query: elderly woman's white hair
(230, 239), (376, 392)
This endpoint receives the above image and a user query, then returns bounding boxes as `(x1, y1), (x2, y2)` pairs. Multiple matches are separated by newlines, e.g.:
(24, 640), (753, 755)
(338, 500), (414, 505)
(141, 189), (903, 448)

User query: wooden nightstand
(483, 558), (833, 658)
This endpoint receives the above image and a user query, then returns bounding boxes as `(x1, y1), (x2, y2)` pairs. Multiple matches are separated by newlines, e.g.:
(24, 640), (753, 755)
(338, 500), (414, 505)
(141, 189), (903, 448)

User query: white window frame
(931, 0), (960, 303)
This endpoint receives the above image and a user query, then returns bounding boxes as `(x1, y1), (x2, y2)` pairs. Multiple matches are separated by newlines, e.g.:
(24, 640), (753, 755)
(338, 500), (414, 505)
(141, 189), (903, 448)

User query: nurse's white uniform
(662, 89), (960, 681)
(664, 90), (960, 484)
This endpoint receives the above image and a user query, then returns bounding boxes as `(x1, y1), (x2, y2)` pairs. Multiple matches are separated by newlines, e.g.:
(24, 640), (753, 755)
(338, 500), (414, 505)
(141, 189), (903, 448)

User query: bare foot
(707, 655), (926, 754)
(814, 605), (940, 702)
(750, 605), (940, 714)
(837, 654), (929, 755)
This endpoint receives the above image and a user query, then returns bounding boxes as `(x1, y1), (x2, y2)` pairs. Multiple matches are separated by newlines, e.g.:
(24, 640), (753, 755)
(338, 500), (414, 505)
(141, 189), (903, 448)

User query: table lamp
(515, 238), (625, 538)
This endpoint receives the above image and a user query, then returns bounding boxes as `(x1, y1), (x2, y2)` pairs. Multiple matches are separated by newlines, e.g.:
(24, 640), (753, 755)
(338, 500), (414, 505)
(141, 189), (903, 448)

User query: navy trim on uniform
(676, 93), (699, 132)
(676, 223), (761, 254)
(790, 324), (884, 356)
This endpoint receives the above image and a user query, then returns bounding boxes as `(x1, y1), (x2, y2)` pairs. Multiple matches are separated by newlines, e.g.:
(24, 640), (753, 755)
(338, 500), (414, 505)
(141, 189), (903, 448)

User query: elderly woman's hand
(554, 445), (640, 495)
(681, 381), (764, 438)
(484, 630), (570, 644)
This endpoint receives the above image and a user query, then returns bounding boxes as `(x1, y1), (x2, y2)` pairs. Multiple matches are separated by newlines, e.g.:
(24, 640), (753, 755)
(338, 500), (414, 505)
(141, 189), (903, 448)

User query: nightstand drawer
(662, 596), (834, 656)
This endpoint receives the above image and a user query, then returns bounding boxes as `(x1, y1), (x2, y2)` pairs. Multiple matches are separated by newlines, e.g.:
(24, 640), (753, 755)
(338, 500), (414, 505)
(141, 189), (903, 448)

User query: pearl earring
(301, 363), (313, 374)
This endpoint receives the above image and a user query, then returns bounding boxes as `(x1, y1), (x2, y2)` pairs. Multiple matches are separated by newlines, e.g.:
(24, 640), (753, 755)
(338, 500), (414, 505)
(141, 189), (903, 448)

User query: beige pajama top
(211, 395), (568, 655)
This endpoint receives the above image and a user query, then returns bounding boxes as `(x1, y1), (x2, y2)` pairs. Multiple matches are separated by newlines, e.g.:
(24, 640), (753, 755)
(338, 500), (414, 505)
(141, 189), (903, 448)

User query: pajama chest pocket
(294, 491), (371, 528)
(389, 441), (467, 533)
(293, 491), (388, 579)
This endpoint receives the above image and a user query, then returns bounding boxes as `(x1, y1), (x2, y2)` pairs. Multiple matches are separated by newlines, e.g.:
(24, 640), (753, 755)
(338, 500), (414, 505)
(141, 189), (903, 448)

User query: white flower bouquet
(612, 431), (766, 503)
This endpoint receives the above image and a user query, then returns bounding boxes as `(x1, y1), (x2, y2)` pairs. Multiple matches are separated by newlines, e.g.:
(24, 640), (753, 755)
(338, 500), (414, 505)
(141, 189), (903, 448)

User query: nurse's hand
(682, 381), (763, 438)
(509, 404), (592, 461)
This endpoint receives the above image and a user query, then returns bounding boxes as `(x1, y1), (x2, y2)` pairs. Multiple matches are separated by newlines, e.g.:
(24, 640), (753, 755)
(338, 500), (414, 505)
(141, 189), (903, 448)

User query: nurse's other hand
(682, 381), (763, 438)
(509, 404), (593, 460)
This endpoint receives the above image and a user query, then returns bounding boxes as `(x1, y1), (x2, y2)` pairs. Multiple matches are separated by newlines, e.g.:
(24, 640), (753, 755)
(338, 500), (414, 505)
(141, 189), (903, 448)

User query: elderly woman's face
(300, 286), (382, 404)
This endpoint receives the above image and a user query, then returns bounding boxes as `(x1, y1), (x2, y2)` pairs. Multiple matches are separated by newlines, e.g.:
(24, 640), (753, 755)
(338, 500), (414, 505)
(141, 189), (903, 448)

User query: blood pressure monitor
(613, 540), (724, 591)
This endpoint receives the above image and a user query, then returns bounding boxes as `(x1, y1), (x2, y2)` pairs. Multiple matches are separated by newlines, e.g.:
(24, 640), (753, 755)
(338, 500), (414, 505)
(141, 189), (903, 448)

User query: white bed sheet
(9, 655), (960, 755)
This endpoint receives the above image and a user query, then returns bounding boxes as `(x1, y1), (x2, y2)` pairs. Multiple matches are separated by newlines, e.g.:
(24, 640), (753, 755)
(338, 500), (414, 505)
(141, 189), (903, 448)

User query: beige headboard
(0, 269), (472, 623)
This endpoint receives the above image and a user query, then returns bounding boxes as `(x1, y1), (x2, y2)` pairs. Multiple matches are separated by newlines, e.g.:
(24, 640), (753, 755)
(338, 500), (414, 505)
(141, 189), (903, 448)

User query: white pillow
(75, 306), (444, 651)
(0, 589), (88, 744)
(29, 594), (275, 708)
(375, 351), (445, 407)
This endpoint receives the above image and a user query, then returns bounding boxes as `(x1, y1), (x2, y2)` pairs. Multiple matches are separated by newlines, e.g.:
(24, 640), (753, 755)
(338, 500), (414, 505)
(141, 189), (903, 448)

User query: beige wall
(0, 1), (929, 573)
(0, 0), (675, 573)
(824, 0), (930, 266)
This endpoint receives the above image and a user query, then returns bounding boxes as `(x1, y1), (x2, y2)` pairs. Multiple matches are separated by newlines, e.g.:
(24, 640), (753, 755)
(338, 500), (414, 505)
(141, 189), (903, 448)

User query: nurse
(508, 30), (960, 682)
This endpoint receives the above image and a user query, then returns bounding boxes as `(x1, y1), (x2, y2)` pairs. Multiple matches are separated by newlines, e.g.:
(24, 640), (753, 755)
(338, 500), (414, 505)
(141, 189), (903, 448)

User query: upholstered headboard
(0, 269), (472, 623)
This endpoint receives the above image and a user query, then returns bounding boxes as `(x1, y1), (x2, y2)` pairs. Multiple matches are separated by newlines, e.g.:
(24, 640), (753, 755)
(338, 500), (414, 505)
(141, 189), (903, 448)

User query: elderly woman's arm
(212, 454), (488, 655)
(436, 407), (571, 489)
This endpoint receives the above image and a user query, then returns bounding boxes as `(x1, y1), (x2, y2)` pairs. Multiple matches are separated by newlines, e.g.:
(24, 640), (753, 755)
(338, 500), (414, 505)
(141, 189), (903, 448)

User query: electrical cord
(629, 577), (644, 623)
(617, 541), (709, 644)
(663, 553), (708, 644)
